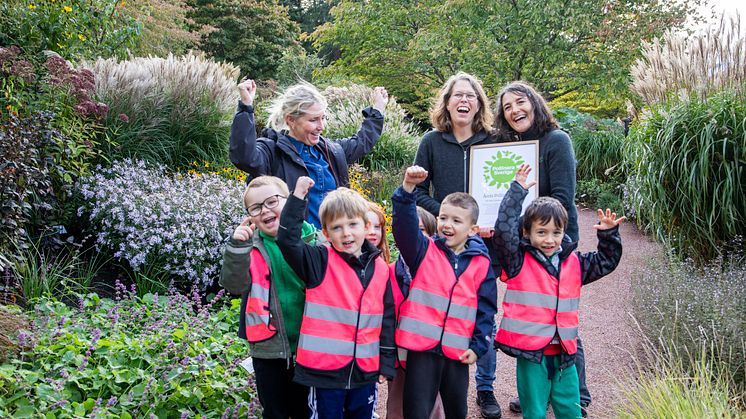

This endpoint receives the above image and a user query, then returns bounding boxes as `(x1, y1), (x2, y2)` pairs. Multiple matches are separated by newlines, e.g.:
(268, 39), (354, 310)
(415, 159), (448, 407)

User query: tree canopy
(311, 0), (701, 120)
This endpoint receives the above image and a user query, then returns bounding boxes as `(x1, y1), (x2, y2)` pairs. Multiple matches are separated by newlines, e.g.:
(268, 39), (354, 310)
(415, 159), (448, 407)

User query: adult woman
(412, 72), (502, 419)
(493, 81), (589, 416)
(229, 79), (388, 228)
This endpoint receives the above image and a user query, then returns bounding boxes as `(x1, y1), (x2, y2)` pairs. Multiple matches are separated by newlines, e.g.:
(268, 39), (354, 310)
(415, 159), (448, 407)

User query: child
(277, 176), (396, 419)
(386, 206), (445, 419)
(493, 164), (624, 419)
(219, 175), (316, 419)
(392, 165), (498, 419)
(365, 202), (391, 263)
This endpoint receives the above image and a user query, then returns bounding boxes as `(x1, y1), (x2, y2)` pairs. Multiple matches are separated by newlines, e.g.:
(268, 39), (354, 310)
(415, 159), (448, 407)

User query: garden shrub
(0, 305), (30, 363)
(624, 88), (746, 262)
(631, 247), (746, 390)
(322, 84), (422, 172)
(0, 0), (141, 60)
(85, 52), (239, 170)
(0, 112), (57, 260)
(0, 289), (259, 417)
(77, 160), (245, 290)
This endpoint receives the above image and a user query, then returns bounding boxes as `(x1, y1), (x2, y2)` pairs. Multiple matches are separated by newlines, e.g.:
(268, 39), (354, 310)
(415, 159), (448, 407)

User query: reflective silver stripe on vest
(503, 290), (557, 310)
(447, 302), (477, 321)
(442, 331), (469, 350)
(557, 298), (579, 313)
(305, 302), (357, 326)
(358, 313), (383, 329)
(298, 334), (379, 358)
(407, 288), (450, 311)
(245, 312), (270, 327)
(250, 283), (270, 300)
(398, 316), (442, 341)
(558, 326), (578, 340)
(504, 290), (579, 313)
(499, 317), (556, 337)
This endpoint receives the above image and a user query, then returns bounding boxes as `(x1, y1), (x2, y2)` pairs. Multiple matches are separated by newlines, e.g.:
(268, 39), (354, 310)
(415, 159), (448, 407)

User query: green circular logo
(483, 151), (524, 188)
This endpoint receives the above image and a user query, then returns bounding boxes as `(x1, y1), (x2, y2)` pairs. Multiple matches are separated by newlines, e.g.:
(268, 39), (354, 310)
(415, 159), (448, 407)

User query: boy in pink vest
(392, 166), (498, 419)
(220, 176), (317, 419)
(277, 176), (396, 419)
(493, 164), (624, 418)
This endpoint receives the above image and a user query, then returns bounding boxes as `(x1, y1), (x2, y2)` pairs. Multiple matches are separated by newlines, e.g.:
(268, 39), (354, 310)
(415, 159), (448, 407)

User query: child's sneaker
(508, 396), (521, 413)
(476, 391), (502, 418)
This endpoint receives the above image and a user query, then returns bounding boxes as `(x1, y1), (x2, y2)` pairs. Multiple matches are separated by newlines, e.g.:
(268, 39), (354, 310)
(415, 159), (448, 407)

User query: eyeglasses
(452, 92), (478, 101)
(247, 194), (286, 216)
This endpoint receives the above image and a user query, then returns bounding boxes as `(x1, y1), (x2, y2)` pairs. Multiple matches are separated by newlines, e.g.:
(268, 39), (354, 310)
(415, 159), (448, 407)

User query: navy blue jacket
(391, 186), (497, 358)
(229, 102), (384, 190)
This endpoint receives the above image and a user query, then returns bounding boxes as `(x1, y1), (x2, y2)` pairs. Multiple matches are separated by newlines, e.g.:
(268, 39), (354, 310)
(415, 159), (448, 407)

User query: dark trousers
(403, 351), (469, 419)
(576, 336), (591, 406)
(309, 383), (377, 419)
(253, 357), (309, 419)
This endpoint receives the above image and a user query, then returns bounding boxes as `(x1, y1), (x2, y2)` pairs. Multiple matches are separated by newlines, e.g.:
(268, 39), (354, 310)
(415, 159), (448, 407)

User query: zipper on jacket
(462, 147), (468, 192)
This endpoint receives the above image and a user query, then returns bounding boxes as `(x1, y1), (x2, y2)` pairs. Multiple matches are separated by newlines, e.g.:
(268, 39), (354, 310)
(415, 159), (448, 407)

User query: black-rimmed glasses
(246, 194), (286, 216)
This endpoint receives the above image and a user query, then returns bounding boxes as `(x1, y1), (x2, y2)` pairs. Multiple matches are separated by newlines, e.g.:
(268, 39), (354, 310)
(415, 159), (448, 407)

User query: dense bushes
(0, 290), (258, 417)
(77, 160), (245, 290)
(85, 52), (239, 169)
(624, 89), (745, 262)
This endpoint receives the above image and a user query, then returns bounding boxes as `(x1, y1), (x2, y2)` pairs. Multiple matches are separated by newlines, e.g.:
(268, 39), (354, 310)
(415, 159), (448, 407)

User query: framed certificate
(469, 141), (539, 228)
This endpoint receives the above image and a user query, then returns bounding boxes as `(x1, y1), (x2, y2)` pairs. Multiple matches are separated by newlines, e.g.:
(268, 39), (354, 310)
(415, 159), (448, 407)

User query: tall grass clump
(631, 14), (745, 105)
(77, 159), (245, 290)
(631, 246), (746, 391)
(322, 84), (422, 172)
(617, 337), (743, 418)
(624, 88), (745, 261)
(84, 52), (239, 169)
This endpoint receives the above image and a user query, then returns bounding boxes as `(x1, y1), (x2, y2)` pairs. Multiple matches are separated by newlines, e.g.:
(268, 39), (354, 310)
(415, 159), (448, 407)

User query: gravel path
(377, 206), (661, 418)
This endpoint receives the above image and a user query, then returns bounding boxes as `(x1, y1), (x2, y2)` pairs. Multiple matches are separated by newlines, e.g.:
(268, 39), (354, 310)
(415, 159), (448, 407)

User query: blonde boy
(276, 176), (396, 419)
(219, 176), (316, 419)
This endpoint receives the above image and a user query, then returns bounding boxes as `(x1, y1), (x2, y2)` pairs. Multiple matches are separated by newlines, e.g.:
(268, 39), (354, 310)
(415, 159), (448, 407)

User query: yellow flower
(63, 5), (72, 12)
(78, 34), (86, 41)
(28, 3), (36, 9)
(204, 161), (210, 168)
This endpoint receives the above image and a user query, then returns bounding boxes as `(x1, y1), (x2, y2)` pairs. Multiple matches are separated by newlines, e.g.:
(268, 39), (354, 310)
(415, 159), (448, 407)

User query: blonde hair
(366, 202), (390, 263)
(430, 72), (493, 133)
(319, 187), (369, 229)
(267, 81), (328, 131)
(242, 176), (289, 210)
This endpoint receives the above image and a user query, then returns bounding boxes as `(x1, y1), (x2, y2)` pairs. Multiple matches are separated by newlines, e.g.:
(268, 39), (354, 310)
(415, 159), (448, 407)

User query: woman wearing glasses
(394, 72), (502, 419)
(229, 79), (389, 229)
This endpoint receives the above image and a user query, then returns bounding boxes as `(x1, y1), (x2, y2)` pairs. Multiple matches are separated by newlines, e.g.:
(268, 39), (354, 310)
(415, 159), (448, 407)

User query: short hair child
(220, 175), (312, 419)
(493, 164), (624, 419)
(367, 201), (391, 263)
(391, 165), (497, 418)
(441, 192), (479, 224)
(416, 206), (437, 237)
(276, 177), (396, 418)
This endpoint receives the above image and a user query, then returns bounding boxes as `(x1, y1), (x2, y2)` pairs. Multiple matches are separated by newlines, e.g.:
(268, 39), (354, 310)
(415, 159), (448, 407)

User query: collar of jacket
(330, 239), (382, 269)
(432, 234), (490, 259)
(440, 129), (490, 147)
(261, 127), (331, 164)
(519, 234), (577, 263)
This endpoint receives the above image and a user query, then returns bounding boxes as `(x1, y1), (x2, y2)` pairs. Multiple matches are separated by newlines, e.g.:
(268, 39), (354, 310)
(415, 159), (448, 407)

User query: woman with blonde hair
(230, 79), (389, 229)
(411, 72), (503, 419)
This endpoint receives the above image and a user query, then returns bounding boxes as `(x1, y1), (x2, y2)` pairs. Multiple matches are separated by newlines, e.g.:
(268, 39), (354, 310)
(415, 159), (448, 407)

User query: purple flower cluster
(0, 46), (36, 83)
(44, 54), (108, 120)
(77, 159), (246, 288)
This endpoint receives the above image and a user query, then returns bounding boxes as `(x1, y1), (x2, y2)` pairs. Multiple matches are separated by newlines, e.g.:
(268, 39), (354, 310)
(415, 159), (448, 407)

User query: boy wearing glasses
(220, 175), (317, 419)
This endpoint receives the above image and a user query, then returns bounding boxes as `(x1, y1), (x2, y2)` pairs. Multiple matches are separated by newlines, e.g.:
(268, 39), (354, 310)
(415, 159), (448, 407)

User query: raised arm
(580, 209), (625, 285)
(219, 217), (255, 295)
(229, 78), (273, 176)
(336, 87), (388, 163)
(493, 164), (536, 279)
(276, 177), (328, 288)
(391, 166), (431, 277)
